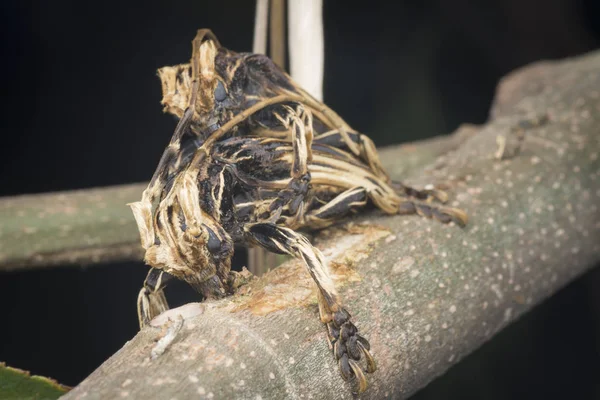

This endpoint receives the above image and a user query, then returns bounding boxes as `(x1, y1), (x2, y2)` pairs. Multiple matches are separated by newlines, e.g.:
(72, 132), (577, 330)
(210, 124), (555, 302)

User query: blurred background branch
(0, 133), (468, 272)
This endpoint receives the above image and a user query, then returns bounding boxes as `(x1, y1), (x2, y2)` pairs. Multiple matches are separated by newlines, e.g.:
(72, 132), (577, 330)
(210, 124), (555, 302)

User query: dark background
(1, 0), (600, 398)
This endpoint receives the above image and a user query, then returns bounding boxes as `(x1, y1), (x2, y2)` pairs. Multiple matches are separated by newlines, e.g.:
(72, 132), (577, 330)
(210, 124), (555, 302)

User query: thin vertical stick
(253, 0), (269, 54)
(269, 0), (286, 69)
(250, 0), (325, 276)
(250, 0), (285, 275)
(288, 0), (324, 101)
(249, 0), (271, 276)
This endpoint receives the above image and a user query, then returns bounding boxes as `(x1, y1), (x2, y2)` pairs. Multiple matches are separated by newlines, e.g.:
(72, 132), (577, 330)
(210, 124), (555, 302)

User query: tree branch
(0, 183), (145, 271)
(0, 134), (466, 272)
(59, 51), (600, 399)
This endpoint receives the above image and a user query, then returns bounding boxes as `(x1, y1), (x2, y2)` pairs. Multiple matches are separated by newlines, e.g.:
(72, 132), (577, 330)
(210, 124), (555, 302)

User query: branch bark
(0, 184), (145, 271)
(32, 51), (600, 398)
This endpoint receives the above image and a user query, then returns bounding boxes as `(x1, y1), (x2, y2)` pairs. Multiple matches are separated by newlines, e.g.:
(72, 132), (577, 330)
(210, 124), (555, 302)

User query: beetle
(140, 29), (400, 223)
(130, 100), (467, 393)
(131, 29), (468, 393)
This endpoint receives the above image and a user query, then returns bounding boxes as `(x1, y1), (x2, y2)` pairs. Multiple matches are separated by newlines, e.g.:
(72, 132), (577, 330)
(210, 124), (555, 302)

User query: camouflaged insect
(129, 29), (468, 394)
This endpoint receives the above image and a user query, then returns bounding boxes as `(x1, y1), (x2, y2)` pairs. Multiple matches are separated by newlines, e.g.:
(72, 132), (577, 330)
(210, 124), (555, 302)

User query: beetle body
(131, 29), (467, 394)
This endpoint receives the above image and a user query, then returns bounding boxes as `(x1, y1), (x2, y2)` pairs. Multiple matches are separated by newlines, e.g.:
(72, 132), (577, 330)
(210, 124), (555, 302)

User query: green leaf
(0, 362), (70, 400)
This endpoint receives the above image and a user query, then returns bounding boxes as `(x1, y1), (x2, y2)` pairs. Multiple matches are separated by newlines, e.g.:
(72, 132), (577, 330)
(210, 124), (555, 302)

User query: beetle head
(157, 30), (236, 138)
(157, 29), (298, 140)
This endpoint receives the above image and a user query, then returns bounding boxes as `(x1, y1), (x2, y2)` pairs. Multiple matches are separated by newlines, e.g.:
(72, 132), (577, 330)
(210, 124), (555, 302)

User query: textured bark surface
(33, 51), (600, 398)
(0, 184), (145, 271)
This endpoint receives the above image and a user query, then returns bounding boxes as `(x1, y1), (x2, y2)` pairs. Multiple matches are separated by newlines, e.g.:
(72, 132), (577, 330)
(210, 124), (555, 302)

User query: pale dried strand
(288, 0), (324, 101)
(253, 0), (269, 54)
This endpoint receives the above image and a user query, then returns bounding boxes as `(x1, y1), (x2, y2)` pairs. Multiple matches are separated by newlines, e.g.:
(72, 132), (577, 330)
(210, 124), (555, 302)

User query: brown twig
(269, 0), (286, 69)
